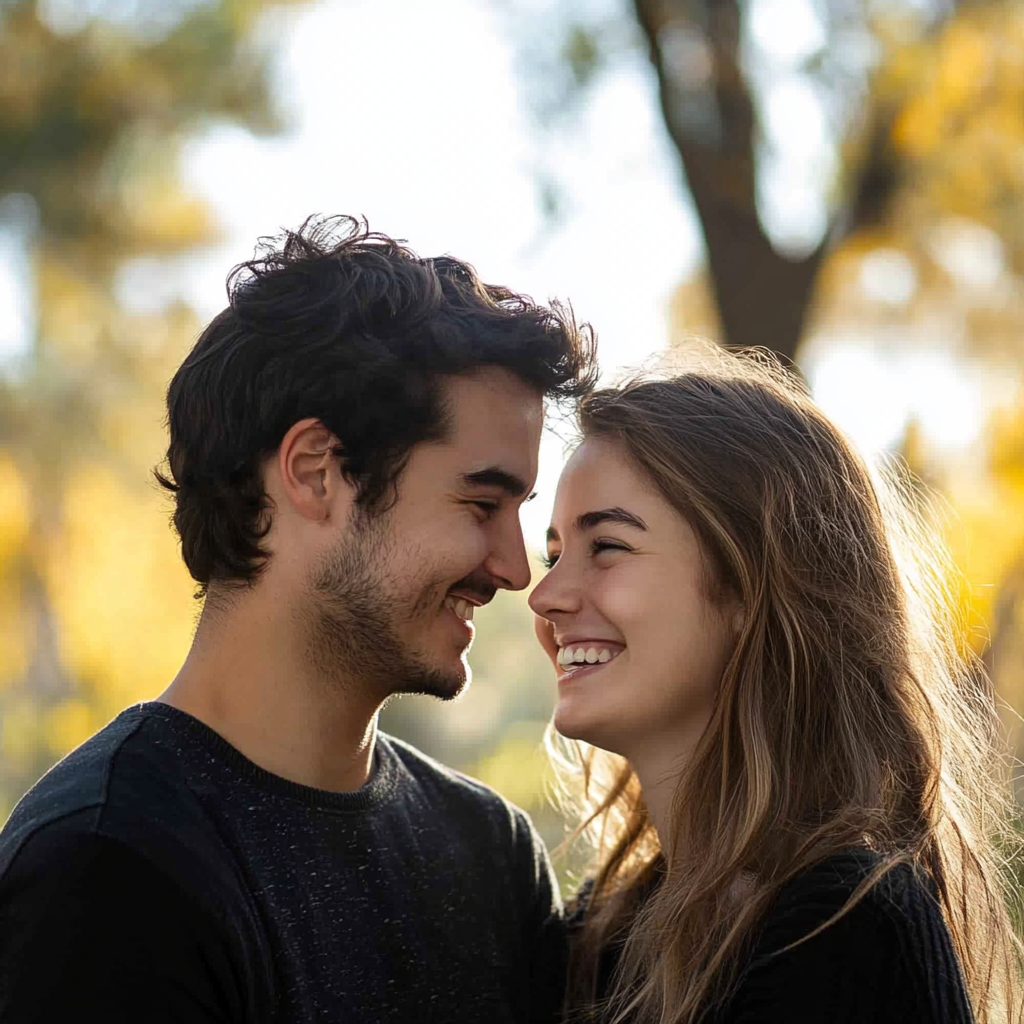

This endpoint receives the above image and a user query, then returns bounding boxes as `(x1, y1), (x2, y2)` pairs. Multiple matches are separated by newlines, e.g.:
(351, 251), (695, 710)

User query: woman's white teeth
(446, 597), (474, 621)
(558, 645), (619, 667)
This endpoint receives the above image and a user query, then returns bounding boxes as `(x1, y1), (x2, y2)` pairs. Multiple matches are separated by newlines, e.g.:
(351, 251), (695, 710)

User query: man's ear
(276, 418), (353, 522)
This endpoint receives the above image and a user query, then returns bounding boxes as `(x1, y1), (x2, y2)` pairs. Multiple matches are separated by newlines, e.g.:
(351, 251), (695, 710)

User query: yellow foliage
(945, 489), (1024, 642)
(892, 99), (941, 160)
(43, 699), (100, 758)
(120, 177), (216, 252)
(0, 583), (31, 691)
(942, 399), (1024, 716)
(37, 254), (108, 366)
(886, 0), (1024, 248)
(935, 20), (993, 112)
(0, 6), (49, 126)
(990, 404), (1024, 487)
(470, 721), (553, 813)
(0, 697), (43, 772)
(45, 462), (196, 727)
(0, 453), (31, 570)
(0, 454), (31, 689)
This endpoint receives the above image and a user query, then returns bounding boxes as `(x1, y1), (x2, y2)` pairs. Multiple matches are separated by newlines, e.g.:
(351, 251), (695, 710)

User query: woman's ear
(275, 418), (353, 522)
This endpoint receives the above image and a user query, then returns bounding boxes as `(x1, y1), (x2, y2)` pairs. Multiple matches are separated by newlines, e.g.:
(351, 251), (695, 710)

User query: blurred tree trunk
(633, 0), (818, 361)
(631, 0), (904, 363)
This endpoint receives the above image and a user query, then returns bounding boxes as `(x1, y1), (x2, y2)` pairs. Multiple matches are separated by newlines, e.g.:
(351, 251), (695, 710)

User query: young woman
(530, 347), (1023, 1024)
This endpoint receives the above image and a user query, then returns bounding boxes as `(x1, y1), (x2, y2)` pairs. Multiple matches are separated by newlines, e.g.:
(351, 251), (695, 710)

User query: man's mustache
(448, 572), (497, 607)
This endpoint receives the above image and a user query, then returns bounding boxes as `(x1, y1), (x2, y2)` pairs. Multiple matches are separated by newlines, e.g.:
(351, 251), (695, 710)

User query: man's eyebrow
(461, 468), (535, 500)
(546, 506), (649, 542)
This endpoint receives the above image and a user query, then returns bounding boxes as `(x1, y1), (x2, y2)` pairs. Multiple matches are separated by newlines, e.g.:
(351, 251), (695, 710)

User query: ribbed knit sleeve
(711, 850), (974, 1024)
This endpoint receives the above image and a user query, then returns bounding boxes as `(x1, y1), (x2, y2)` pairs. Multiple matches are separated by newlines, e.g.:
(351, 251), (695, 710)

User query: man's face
(306, 367), (543, 701)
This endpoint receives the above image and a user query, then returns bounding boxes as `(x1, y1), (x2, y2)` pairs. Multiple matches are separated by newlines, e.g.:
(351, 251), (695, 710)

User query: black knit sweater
(579, 848), (975, 1023)
(0, 702), (565, 1024)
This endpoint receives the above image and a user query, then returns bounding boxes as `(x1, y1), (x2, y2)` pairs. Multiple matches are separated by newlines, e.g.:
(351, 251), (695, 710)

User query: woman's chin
(553, 701), (626, 754)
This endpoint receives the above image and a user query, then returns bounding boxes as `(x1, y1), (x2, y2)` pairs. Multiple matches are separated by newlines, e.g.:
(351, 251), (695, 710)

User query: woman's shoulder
(724, 847), (973, 1024)
(753, 846), (954, 966)
(765, 846), (931, 934)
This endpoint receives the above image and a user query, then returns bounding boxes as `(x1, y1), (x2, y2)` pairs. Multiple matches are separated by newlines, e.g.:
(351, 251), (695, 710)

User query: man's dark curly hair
(156, 214), (598, 596)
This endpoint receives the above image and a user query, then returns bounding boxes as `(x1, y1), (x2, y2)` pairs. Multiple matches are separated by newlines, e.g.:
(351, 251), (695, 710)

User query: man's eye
(470, 500), (499, 516)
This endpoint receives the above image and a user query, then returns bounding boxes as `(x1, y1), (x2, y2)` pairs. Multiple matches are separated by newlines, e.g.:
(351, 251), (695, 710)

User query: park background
(1, 0), (1024, 888)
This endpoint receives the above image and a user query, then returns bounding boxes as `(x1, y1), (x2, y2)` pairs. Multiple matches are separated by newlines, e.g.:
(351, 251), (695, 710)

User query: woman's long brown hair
(552, 346), (1023, 1024)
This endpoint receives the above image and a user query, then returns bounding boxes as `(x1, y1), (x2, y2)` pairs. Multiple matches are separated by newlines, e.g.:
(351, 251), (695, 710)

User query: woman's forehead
(550, 439), (674, 534)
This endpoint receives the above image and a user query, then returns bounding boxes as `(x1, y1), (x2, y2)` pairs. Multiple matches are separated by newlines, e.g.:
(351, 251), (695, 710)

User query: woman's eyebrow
(575, 507), (649, 532)
(546, 507), (649, 543)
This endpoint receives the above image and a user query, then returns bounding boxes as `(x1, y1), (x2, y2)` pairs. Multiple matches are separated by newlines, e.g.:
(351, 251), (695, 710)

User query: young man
(0, 216), (597, 1023)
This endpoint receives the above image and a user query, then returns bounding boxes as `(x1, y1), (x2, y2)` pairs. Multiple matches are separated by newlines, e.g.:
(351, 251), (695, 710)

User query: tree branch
(632, 0), (824, 363)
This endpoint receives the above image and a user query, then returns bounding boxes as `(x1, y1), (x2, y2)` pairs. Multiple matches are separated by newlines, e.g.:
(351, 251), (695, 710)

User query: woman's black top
(582, 847), (975, 1023)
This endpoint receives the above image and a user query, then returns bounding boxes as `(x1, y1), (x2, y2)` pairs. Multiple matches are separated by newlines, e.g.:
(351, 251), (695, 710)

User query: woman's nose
(527, 560), (581, 620)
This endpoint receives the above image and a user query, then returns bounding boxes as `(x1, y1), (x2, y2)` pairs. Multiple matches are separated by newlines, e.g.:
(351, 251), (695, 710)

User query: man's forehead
(446, 414), (541, 477)
(443, 369), (544, 423)
(427, 370), (542, 482)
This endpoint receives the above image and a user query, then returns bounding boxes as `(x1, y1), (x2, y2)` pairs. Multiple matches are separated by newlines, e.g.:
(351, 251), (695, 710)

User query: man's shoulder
(0, 706), (277, 1022)
(1, 708), (145, 867)
(0, 704), (235, 893)
(379, 732), (559, 913)
(380, 731), (534, 834)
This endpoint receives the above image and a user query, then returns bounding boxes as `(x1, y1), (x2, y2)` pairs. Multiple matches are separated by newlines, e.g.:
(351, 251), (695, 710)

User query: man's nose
(486, 520), (532, 592)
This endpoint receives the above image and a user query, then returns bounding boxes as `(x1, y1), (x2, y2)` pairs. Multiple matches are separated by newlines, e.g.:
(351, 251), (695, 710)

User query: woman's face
(529, 437), (738, 761)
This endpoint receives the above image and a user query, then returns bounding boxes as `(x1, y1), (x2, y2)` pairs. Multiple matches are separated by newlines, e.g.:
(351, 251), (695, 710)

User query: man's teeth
(445, 596), (475, 621)
(557, 645), (619, 668)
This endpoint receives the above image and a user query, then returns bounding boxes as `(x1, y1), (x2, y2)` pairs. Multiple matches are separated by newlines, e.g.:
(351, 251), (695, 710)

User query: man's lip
(446, 592), (490, 608)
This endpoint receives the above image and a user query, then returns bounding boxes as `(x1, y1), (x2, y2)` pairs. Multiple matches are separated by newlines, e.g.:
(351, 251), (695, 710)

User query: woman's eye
(591, 539), (629, 557)
(540, 552), (559, 570)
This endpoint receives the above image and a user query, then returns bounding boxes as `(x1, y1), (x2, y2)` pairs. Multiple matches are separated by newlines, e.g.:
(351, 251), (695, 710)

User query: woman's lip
(556, 650), (623, 678)
(557, 660), (612, 684)
(555, 638), (625, 649)
(555, 643), (626, 670)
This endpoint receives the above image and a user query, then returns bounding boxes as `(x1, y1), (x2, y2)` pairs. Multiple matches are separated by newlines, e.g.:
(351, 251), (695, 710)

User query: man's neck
(158, 589), (380, 793)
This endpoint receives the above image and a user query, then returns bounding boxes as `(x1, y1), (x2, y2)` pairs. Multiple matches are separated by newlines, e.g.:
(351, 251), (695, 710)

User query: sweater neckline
(127, 701), (400, 813)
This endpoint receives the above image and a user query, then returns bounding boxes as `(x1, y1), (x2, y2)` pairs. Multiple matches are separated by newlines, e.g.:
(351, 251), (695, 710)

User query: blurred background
(1, 0), (1023, 879)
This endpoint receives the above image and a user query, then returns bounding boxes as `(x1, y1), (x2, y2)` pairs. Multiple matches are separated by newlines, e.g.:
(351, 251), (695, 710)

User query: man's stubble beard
(304, 513), (469, 703)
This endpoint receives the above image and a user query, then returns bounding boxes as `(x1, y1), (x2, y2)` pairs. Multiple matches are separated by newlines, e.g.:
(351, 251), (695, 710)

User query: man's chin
(392, 659), (470, 702)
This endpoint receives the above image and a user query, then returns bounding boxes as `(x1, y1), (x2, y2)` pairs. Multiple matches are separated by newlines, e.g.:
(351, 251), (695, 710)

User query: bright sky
(0, 0), (997, 550)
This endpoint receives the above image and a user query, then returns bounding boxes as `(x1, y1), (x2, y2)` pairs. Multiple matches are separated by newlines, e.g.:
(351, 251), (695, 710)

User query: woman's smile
(529, 436), (738, 760)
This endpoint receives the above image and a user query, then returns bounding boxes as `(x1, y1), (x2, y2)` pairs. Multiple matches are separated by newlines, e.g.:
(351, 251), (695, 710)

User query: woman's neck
(627, 745), (690, 850)
(624, 719), (708, 848)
